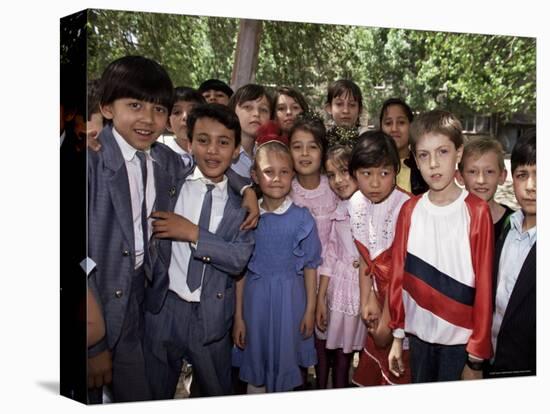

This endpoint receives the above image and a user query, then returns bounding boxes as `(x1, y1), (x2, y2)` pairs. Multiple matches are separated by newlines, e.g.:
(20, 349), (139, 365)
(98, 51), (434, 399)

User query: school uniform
(487, 210), (536, 377)
(87, 125), (189, 402)
(143, 166), (255, 399)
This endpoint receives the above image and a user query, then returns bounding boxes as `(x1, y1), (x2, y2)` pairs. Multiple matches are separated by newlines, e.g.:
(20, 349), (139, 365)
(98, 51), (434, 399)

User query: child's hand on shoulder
(240, 188), (260, 230)
(151, 211), (199, 242)
(87, 129), (101, 152)
(300, 309), (315, 339)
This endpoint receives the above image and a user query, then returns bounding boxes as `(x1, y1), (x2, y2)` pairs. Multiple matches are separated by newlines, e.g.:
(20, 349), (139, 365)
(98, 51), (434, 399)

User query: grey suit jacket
(88, 125), (189, 349)
(145, 169), (255, 345)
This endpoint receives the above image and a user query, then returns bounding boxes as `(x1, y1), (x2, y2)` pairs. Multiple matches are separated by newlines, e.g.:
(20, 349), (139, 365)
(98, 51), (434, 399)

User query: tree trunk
(231, 19), (262, 91)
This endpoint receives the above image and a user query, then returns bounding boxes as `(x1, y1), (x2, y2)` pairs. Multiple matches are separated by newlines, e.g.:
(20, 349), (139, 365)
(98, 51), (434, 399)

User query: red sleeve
(465, 194), (494, 360)
(388, 196), (419, 330)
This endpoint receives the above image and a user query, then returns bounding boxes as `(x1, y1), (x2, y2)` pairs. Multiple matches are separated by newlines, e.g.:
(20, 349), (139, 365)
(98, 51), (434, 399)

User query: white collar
(509, 209), (537, 245)
(187, 165), (228, 192)
(112, 126), (154, 162)
(259, 196), (293, 215)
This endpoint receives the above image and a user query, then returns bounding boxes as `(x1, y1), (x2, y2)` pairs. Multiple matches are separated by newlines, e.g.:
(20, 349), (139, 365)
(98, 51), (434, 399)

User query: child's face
(169, 100), (200, 148)
(355, 165), (396, 203)
(202, 89), (230, 106)
(235, 96), (271, 138)
(252, 151), (294, 203)
(326, 158), (357, 200)
(290, 130), (322, 178)
(414, 133), (463, 195)
(457, 151), (506, 202)
(275, 94), (303, 133)
(381, 105), (410, 155)
(512, 164), (536, 218)
(190, 117), (240, 183)
(100, 98), (168, 150)
(326, 91), (360, 128)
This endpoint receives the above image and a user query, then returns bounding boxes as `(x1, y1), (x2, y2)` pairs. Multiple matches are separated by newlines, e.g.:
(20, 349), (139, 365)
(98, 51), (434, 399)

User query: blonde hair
(253, 140), (294, 172)
(458, 136), (505, 172)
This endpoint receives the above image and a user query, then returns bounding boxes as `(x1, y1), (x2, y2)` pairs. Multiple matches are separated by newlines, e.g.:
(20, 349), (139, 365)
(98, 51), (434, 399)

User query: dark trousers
(144, 291), (232, 399)
(409, 335), (467, 383)
(89, 268), (151, 403)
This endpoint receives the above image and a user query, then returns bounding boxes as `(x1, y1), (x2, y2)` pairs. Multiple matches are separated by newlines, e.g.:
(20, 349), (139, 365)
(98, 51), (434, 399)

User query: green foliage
(74, 9), (535, 123)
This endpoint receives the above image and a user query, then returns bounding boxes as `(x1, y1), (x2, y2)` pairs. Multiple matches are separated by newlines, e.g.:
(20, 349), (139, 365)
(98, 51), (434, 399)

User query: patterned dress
(350, 187), (411, 385)
(319, 198), (367, 353)
(290, 175), (339, 340)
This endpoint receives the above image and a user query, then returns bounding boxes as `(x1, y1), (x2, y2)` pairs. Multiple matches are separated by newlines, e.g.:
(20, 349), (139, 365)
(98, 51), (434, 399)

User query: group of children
(80, 54), (536, 404)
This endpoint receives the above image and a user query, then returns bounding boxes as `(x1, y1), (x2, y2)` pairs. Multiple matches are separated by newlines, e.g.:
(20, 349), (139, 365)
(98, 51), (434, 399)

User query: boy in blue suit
(144, 104), (255, 399)
(87, 57), (257, 403)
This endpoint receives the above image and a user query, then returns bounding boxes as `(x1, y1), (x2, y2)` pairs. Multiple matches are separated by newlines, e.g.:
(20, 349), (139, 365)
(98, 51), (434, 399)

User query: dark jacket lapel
(501, 242), (536, 329)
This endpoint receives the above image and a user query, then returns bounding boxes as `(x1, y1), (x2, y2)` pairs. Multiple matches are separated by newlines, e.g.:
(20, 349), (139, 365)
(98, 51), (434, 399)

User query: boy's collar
(510, 210), (537, 244)
(187, 165), (228, 190)
(112, 126), (153, 162)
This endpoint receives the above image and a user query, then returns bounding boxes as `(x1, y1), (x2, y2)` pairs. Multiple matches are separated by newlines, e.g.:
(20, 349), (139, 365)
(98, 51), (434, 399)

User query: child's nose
(476, 172), (486, 183)
(207, 142), (218, 154)
(526, 175), (536, 190)
(141, 107), (154, 123)
(429, 154), (439, 168)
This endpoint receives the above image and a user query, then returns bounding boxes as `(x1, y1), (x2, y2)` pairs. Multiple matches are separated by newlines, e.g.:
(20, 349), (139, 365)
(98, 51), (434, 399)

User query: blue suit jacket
(145, 168), (255, 345)
(88, 125), (190, 349)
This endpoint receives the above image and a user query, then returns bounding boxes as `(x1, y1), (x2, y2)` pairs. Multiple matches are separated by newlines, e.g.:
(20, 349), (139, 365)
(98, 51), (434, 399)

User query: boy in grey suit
(87, 57), (257, 403)
(144, 104), (255, 399)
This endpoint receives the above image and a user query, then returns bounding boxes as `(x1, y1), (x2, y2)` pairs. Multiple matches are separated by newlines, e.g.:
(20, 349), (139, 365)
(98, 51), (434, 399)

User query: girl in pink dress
(288, 114), (339, 389)
(348, 131), (411, 386)
(316, 145), (367, 388)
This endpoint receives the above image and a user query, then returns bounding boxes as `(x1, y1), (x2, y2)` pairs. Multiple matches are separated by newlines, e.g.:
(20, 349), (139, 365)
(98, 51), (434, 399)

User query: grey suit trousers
(144, 291), (232, 399)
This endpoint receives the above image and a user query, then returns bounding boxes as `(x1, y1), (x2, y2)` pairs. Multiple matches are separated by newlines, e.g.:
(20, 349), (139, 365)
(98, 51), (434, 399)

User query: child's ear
(456, 170), (465, 186)
(498, 168), (508, 185)
(324, 103), (332, 116)
(99, 104), (114, 120)
(455, 145), (464, 165)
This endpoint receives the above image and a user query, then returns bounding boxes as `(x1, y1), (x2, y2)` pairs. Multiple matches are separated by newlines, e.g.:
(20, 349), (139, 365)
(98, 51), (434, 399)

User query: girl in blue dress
(232, 140), (321, 393)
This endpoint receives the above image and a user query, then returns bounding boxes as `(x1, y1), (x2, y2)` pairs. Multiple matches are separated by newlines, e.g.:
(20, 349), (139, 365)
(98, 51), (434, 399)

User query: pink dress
(319, 199), (367, 353)
(290, 175), (339, 340)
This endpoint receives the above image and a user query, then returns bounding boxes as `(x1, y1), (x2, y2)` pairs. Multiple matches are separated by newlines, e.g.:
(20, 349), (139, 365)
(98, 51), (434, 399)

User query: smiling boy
(143, 104), (255, 398)
(457, 137), (514, 240)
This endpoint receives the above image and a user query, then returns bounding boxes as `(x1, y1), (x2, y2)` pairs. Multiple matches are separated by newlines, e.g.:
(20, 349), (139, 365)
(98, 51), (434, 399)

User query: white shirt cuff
(392, 328), (405, 339)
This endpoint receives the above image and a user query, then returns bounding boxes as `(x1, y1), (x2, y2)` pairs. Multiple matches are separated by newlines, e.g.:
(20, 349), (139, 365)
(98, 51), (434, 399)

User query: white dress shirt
(168, 167), (229, 302)
(165, 135), (194, 167)
(112, 127), (156, 269)
(491, 210), (536, 357)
